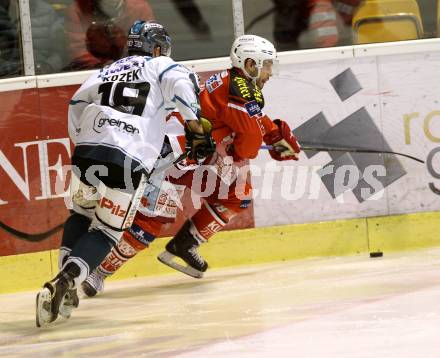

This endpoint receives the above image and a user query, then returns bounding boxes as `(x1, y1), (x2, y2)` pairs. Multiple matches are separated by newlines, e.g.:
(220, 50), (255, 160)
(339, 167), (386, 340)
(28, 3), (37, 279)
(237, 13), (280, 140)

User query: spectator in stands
(30, 0), (64, 74)
(64, 0), (154, 70)
(170, 0), (211, 38)
(0, 0), (21, 78)
(272, 0), (361, 51)
(272, 0), (308, 51)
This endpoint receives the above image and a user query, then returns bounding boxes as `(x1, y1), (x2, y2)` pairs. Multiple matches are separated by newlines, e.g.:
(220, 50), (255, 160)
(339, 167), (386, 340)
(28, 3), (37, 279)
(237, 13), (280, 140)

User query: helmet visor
(262, 59), (279, 76)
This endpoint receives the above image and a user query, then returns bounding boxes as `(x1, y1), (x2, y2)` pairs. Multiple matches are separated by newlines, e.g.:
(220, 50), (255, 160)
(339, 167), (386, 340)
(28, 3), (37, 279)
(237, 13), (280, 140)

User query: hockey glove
(185, 118), (216, 163)
(225, 144), (242, 162)
(263, 119), (301, 161)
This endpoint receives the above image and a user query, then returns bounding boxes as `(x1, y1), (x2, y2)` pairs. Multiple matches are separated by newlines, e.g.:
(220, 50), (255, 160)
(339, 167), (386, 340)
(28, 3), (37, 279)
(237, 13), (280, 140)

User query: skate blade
(36, 287), (53, 327)
(58, 302), (71, 319)
(58, 292), (77, 319)
(157, 251), (204, 279)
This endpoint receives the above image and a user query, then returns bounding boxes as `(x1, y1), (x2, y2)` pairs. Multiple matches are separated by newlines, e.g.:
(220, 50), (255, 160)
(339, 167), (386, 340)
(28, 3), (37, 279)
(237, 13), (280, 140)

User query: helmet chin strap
(242, 66), (261, 85)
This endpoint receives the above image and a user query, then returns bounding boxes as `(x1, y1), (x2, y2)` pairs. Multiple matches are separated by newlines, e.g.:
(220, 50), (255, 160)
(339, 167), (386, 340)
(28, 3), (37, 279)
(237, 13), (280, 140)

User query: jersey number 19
(98, 82), (150, 116)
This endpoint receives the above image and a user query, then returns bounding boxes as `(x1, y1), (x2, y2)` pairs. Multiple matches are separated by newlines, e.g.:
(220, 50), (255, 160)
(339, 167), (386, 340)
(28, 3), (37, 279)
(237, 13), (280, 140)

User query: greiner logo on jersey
(99, 197), (127, 218)
(93, 114), (140, 135)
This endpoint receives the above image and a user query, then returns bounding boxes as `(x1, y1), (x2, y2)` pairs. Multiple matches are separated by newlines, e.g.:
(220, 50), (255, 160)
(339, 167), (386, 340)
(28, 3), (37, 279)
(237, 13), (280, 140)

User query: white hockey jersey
(68, 55), (200, 173)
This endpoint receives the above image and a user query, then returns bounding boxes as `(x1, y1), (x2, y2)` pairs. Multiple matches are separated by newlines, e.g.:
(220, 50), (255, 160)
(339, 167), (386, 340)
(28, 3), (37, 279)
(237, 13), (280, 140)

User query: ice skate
(58, 289), (79, 319)
(81, 269), (106, 297)
(158, 221), (208, 278)
(36, 271), (74, 327)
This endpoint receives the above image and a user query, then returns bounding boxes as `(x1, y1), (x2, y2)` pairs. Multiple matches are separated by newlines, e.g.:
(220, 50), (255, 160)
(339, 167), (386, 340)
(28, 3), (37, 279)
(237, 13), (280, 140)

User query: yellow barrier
(368, 212), (440, 253)
(1, 211), (439, 294)
(0, 250), (55, 293)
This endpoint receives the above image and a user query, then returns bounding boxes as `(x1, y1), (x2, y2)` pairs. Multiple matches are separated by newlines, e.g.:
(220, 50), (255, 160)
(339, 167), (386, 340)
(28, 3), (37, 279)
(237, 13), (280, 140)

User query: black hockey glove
(185, 120), (216, 162)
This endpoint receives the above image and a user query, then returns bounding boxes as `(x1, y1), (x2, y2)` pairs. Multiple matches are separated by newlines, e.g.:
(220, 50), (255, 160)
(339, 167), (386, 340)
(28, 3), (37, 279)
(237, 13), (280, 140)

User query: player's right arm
(222, 85), (270, 160)
(157, 58), (200, 121)
(158, 59), (215, 161)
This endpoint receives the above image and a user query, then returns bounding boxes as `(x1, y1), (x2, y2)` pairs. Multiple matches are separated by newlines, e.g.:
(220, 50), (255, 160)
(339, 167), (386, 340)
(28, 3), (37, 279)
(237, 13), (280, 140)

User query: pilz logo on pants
(294, 68), (406, 203)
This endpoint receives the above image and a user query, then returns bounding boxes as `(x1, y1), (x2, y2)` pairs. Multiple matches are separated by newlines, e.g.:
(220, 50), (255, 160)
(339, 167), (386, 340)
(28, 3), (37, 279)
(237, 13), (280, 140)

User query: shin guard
(190, 202), (236, 241)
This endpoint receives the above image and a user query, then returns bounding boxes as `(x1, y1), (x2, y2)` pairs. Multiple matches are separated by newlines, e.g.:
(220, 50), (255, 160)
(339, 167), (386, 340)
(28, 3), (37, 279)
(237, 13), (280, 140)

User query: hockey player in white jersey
(35, 20), (215, 327)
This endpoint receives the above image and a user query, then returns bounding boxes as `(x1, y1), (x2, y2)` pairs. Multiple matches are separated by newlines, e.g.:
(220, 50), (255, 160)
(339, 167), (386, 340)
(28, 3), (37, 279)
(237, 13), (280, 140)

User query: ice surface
(1, 248), (440, 357)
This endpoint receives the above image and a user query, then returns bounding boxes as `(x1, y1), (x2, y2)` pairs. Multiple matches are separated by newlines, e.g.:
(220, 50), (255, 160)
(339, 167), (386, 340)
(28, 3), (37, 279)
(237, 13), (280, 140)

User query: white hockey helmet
(230, 35), (277, 80)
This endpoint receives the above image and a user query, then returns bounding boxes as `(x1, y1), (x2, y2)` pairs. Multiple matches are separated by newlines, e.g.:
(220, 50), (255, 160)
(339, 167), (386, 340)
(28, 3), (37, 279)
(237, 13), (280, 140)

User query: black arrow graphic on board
(0, 221), (63, 242)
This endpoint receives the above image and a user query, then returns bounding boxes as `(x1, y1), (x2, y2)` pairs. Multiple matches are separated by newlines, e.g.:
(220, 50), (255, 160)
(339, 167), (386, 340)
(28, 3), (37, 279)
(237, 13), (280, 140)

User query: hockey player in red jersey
(82, 34), (302, 296)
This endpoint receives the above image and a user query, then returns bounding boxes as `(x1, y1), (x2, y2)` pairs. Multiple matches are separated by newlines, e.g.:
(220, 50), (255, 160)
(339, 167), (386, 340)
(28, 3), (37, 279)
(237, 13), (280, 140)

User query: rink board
(1, 47), (440, 258)
(252, 51), (440, 227)
(1, 211), (439, 294)
(1, 43), (440, 295)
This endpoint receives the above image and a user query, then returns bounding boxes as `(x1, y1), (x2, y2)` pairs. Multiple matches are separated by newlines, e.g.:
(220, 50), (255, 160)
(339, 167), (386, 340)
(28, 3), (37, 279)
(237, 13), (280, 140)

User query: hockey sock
(59, 213), (91, 268)
(66, 230), (113, 286)
(61, 212), (92, 248)
(99, 224), (157, 276)
(190, 202), (235, 241)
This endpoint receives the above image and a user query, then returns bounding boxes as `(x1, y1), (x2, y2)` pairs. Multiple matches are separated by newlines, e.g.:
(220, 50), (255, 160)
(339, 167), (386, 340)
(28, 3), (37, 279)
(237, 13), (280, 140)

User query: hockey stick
(261, 144), (425, 164)
(149, 152), (187, 178)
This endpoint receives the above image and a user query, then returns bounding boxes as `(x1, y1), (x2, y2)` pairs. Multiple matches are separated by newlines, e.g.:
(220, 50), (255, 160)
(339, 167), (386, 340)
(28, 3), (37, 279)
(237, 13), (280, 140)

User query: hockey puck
(369, 252), (383, 258)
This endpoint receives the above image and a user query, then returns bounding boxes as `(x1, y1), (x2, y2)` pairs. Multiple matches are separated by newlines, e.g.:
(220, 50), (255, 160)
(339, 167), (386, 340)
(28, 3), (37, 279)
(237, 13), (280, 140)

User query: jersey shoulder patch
(205, 73), (223, 93)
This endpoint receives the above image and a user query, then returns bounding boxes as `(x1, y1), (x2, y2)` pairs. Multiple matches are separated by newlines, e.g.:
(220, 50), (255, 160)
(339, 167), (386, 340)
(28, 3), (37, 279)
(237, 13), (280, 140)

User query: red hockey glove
(263, 119), (301, 161)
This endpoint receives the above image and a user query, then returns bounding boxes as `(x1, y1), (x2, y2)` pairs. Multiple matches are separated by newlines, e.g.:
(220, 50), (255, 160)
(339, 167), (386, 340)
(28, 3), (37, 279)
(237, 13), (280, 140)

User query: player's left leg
(54, 165), (99, 320)
(81, 215), (163, 297)
(158, 179), (252, 278)
(36, 159), (146, 327)
(81, 171), (183, 297)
